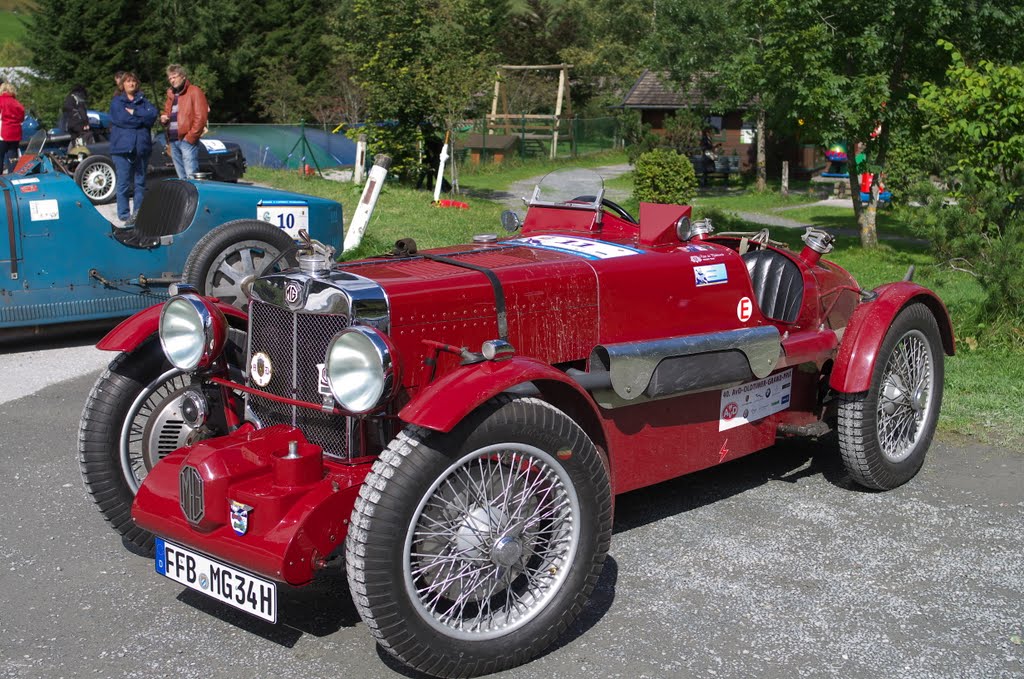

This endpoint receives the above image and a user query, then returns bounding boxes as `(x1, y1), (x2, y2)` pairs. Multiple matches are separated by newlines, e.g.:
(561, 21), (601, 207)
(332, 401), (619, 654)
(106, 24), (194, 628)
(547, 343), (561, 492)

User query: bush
(632, 149), (697, 205)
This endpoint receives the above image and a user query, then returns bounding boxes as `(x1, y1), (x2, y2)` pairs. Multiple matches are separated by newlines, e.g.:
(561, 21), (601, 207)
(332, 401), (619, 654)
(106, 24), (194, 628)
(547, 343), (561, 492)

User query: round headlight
(326, 327), (397, 414)
(159, 295), (223, 371)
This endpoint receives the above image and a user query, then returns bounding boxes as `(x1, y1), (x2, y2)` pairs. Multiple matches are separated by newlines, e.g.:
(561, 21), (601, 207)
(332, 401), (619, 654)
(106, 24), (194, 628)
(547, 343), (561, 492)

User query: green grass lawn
(0, 10), (28, 43)
(249, 162), (1024, 446)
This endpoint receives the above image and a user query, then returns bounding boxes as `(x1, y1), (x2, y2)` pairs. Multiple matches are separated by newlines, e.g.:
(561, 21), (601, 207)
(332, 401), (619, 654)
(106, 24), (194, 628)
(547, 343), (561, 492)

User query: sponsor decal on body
(737, 296), (753, 322)
(511, 235), (643, 260)
(694, 263), (728, 287)
(257, 199), (309, 238)
(718, 368), (794, 431)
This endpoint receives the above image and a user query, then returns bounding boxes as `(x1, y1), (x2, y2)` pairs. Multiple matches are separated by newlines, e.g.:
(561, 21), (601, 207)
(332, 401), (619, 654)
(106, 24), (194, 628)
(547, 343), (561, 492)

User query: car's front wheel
(837, 303), (944, 490)
(74, 154), (116, 205)
(346, 396), (612, 677)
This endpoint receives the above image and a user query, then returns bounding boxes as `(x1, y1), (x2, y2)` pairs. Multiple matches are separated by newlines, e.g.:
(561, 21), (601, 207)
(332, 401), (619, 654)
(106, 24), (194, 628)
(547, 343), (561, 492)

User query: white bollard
(432, 141), (450, 203)
(343, 154), (391, 253)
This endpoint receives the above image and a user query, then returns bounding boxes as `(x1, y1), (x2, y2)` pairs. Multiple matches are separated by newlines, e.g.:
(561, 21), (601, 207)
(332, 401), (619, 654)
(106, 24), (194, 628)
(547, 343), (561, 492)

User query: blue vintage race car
(1, 131), (343, 340)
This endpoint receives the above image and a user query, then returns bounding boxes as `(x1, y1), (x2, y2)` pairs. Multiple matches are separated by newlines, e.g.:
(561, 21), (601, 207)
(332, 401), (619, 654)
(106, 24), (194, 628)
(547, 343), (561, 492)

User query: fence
(453, 116), (622, 163)
(206, 117), (622, 171)
(205, 123), (356, 170)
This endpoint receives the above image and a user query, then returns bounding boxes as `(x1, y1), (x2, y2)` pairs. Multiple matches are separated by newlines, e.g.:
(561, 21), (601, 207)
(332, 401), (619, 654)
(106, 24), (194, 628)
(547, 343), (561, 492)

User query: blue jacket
(108, 91), (158, 156)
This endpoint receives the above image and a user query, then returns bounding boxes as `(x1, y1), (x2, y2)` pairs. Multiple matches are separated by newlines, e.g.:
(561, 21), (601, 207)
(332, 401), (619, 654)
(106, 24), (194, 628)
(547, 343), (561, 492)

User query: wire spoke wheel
(837, 303), (944, 490)
(405, 443), (580, 640)
(347, 397), (612, 677)
(876, 329), (935, 462)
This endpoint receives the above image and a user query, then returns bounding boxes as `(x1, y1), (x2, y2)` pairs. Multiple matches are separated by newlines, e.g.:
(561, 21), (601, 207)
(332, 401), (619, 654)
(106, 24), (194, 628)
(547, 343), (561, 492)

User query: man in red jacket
(0, 82), (25, 173)
(159, 64), (208, 179)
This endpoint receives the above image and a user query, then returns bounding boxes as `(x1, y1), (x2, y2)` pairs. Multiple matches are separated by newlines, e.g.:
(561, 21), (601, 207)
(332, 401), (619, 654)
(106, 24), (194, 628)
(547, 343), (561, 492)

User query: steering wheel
(570, 195), (638, 224)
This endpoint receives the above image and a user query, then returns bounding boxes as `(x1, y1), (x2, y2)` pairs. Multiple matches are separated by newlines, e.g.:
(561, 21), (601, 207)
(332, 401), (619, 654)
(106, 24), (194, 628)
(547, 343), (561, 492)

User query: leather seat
(742, 249), (804, 323)
(112, 180), (199, 249)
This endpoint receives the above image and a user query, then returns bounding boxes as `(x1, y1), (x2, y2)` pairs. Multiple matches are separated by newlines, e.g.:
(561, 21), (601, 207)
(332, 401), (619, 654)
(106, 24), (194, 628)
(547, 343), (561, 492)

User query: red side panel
(829, 282), (954, 394)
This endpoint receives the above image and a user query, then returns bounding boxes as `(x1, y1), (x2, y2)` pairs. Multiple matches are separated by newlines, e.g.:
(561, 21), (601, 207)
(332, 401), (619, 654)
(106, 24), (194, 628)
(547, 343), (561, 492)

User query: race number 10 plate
(155, 537), (277, 623)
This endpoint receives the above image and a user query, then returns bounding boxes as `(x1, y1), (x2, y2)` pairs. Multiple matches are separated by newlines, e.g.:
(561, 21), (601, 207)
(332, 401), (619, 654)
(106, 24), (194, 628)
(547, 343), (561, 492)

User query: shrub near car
(81, 170), (954, 677)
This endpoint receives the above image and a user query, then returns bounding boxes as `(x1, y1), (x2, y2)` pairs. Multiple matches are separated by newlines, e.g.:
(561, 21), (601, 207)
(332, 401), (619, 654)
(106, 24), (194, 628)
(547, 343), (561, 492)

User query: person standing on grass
(109, 72), (158, 224)
(160, 64), (208, 179)
(0, 82), (25, 173)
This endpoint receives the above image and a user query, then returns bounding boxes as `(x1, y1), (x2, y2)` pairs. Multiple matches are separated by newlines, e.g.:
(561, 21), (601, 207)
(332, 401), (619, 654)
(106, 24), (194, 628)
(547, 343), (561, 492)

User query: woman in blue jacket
(109, 72), (158, 223)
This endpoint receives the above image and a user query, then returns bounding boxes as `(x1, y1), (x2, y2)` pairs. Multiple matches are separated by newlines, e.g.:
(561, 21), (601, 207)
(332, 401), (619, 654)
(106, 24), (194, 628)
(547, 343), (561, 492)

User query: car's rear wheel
(182, 220), (297, 311)
(837, 303), (944, 490)
(74, 154), (116, 205)
(346, 396), (612, 677)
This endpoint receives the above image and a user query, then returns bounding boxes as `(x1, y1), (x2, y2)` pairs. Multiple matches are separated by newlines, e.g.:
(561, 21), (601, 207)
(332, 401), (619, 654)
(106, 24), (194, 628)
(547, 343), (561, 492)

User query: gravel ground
(0, 367), (1021, 678)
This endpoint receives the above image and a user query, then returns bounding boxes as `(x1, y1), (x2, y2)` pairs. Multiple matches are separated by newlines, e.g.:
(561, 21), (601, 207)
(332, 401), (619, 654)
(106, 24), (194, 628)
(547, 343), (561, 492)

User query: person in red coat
(0, 82), (26, 173)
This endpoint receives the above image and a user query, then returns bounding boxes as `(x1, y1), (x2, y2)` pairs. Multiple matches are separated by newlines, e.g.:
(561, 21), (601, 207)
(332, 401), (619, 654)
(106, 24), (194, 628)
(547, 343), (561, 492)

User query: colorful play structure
(821, 142), (891, 205)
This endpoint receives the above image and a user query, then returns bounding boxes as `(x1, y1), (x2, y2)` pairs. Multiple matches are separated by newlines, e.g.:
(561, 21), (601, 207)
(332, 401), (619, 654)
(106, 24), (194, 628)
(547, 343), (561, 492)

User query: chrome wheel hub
(120, 371), (190, 492)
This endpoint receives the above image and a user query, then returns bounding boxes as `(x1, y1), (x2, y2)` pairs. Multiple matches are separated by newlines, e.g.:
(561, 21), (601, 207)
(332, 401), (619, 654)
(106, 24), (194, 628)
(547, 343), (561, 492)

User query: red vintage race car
(79, 169), (953, 677)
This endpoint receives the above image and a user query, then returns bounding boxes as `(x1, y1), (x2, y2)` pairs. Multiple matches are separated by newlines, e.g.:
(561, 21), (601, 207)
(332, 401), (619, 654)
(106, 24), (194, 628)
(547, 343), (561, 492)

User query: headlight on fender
(159, 294), (227, 371)
(326, 326), (398, 414)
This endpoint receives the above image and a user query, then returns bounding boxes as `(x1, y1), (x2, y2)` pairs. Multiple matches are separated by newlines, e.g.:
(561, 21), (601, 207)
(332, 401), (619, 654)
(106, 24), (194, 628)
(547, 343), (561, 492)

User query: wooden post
(781, 161), (789, 197)
(353, 134), (367, 184)
(551, 66), (566, 159)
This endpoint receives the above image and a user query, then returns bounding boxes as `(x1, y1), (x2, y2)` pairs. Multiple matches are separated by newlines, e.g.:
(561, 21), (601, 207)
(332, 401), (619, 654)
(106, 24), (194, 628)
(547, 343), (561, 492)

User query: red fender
(399, 356), (601, 434)
(829, 282), (955, 394)
(96, 300), (249, 352)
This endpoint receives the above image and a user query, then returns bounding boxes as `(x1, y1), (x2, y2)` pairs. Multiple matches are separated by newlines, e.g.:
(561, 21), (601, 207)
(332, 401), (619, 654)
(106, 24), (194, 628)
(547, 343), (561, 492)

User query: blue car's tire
(182, 219), (297, 311)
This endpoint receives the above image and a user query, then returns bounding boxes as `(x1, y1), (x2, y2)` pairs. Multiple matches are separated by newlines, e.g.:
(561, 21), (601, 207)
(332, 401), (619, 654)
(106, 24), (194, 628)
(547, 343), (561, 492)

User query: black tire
(346, 396), (612, 678)
(74, 154), (116, 205)
(78, 339), (191, 551)
(78, 332), (246, 551)
(837, 303), (944, 490)
(181, 219), (297, 311)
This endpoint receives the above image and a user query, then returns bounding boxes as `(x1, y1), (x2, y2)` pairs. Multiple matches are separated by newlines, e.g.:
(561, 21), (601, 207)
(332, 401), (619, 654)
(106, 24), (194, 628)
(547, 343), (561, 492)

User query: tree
(332, 0), (497, 182)
(649, 0), (1024, 248)
(906, 45), (1024, 330)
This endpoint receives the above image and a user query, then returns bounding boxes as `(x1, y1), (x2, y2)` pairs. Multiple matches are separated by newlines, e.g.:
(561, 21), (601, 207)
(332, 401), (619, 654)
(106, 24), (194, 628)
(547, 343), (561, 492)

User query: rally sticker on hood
(29, 199), (59, 221)
(200, 139), (228, 154)
(719, 368), (793, 431)
(511, 235), (642, 260)
(258, 200), (308, 238)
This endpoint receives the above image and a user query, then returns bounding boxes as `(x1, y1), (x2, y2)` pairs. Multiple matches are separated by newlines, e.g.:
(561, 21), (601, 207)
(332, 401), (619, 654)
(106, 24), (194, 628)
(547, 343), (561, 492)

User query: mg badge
(230, 501), (254, 536)
(250, 351), (273, 387)
(285, 281), (302, 306)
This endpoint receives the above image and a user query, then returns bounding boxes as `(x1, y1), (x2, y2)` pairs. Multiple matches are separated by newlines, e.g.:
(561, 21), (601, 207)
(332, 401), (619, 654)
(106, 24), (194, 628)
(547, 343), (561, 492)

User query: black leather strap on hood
(419, 253), (508, 340)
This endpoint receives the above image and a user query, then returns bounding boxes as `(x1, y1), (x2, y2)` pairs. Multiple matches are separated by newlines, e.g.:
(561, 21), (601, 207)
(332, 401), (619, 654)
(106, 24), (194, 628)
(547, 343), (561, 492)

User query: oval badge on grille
(250, 351), (273, 387)
(179, 465), (205, 524)
(284, 281), (302, 306)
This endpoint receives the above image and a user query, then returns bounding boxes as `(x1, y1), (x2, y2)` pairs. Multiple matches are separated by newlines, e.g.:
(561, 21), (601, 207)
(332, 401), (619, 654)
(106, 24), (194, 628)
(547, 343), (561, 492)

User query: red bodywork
(125, 198), (954, 586)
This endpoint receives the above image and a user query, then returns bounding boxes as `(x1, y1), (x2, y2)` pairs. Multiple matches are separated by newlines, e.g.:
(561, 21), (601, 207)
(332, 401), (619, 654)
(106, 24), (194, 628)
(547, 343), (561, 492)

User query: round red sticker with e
(737, 297), (753, 322)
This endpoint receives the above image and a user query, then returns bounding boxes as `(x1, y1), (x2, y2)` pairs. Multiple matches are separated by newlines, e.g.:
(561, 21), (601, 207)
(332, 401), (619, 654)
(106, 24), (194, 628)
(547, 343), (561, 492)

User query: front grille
(179, 466), (204, 523)
(248, 299), (352, 459)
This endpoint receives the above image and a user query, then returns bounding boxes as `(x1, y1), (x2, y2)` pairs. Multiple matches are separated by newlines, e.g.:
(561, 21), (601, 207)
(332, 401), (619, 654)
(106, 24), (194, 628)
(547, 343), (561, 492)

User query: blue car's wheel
(74, 154), (116, 205)
(182, 220), (297, 311)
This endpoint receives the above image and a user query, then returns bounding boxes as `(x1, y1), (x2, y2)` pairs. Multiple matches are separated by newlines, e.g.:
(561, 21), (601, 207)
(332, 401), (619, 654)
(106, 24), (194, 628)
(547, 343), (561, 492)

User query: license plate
(155, 537), (277, 623)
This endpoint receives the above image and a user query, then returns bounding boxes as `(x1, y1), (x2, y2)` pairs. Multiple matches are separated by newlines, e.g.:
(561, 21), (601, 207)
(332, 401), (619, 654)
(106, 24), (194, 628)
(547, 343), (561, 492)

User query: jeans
(113, 151), (149, 221)
(169, 139), (200, 179)
(0, 140), (19, 173)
